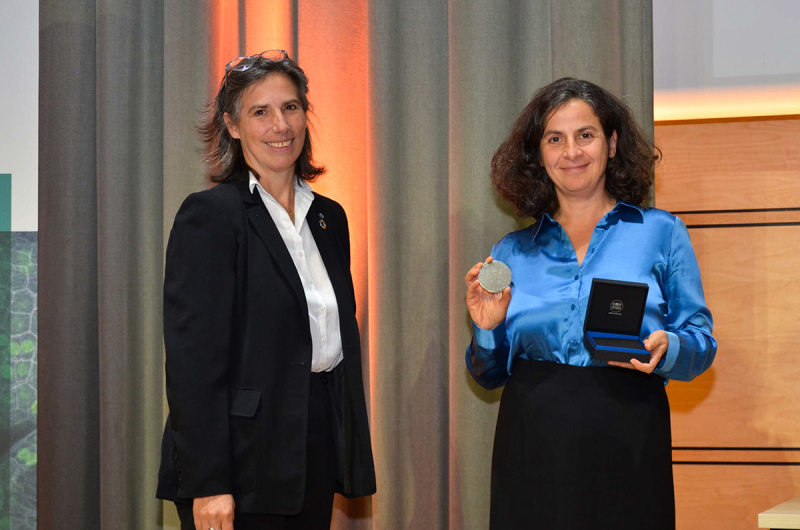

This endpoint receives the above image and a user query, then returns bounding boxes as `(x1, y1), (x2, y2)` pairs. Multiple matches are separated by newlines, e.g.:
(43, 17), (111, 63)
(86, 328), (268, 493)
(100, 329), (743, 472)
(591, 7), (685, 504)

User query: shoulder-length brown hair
(491, 77), (659, 220)
(199, 54), (325, 183)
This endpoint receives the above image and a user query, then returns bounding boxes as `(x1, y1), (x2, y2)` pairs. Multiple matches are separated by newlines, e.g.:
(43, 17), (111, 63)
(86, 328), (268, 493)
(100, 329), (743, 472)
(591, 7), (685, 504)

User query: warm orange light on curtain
(244, 0), (294, 56)
(209, 0), (240, 97)
(209, 0), (295, 99)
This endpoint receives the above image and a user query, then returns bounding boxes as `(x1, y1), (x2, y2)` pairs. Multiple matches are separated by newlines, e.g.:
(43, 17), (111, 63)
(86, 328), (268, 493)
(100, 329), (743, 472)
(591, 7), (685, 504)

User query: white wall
(0, 0), (39, 231)
(653, 0), (800, 119)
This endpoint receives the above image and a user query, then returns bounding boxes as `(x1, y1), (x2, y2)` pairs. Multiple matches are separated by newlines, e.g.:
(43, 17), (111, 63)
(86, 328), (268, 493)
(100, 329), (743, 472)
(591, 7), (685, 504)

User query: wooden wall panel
(674, 465), (800, 530)
(667, 226), (800, 447)
(655, 117), (800, 529)
(654, 117), (800, 212)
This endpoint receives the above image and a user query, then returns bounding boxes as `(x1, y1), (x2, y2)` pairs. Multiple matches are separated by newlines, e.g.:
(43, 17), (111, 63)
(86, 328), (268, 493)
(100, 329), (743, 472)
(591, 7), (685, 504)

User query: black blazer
(156, 178), (376, 514)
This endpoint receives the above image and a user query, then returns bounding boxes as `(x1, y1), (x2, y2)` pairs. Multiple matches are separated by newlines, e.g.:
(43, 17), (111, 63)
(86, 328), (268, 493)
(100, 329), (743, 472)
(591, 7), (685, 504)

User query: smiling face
(539, 99), (617, 203)
(224, 73), (307, 182)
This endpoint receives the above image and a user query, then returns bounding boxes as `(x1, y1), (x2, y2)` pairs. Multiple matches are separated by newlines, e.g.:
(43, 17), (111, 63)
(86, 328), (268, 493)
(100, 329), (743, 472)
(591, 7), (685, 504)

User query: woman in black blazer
(157, 50), (376, 530)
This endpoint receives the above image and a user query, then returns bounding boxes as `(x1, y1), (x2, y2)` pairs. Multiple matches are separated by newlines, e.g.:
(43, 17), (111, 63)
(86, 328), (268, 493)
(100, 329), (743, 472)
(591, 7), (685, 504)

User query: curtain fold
(39, 0), (165, 528)
(164, 0), (211, 229)
(95, 1), (164, 527)
(366, 0), (452, 526)
(39, 1), (101, 528)
(37, 1), (653, 528)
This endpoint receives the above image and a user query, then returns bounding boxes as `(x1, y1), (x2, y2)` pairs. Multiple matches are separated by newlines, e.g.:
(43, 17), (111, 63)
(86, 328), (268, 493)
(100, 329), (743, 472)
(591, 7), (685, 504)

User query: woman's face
(539, 99), (617, 202)
(224, 73), (307, 181)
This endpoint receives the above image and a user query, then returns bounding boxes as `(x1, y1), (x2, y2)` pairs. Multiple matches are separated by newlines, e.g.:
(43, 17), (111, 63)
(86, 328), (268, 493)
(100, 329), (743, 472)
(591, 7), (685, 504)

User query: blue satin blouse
(467, 202), (717, 390)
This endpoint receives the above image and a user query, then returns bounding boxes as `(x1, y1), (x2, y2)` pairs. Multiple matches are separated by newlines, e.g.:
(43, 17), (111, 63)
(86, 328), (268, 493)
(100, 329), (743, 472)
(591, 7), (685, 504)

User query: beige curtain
(37, 0), (652, 528)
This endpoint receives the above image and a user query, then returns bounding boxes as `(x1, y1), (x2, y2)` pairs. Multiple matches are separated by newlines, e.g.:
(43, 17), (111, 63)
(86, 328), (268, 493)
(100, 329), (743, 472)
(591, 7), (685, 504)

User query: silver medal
(478, 260), (512, 293)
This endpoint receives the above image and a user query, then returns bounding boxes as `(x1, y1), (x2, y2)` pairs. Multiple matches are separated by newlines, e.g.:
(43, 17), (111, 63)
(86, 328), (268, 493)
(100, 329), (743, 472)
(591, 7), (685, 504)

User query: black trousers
(177, 369), (337, 530)
(490, 360), (675, 530)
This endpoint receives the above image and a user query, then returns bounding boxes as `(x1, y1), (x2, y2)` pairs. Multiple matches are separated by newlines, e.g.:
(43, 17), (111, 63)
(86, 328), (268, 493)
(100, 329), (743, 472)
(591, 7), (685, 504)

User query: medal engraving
(478, 260), (512, 293)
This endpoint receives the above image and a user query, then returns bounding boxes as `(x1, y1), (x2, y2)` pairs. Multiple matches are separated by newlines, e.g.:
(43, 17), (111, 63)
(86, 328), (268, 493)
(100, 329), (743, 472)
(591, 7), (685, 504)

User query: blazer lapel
(306, 199), (353, 313)
(236, 181), (308, 314)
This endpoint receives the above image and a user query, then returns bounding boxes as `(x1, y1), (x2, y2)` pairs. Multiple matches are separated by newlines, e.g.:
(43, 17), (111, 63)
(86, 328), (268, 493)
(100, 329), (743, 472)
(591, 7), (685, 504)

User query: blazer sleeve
(163, 191), (238, 498)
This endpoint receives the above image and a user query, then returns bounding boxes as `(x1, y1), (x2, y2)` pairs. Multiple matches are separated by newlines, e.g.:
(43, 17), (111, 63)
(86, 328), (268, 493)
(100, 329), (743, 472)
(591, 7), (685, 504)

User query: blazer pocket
(228, 387), (261, 493)
(229, 387), (261, 417)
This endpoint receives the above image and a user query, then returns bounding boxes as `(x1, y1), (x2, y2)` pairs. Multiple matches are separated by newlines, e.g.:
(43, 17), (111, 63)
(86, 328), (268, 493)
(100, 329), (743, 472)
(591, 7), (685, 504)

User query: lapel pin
(319, 213), (327, 229)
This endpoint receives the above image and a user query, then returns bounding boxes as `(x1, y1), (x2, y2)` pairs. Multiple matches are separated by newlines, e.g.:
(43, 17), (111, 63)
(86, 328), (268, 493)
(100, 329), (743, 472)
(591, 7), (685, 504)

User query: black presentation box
(583, 278), (650, 363)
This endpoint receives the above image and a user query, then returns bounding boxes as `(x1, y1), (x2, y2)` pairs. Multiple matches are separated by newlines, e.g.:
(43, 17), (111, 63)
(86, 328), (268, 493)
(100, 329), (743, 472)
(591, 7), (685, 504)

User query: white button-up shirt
(249, 173), (343, 372)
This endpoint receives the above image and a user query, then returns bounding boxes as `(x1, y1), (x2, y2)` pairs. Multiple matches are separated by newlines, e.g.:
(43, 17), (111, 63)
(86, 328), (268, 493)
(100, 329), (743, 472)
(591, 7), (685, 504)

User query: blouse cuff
(472, 322), (506, 350)
(660, 331), (680, 373)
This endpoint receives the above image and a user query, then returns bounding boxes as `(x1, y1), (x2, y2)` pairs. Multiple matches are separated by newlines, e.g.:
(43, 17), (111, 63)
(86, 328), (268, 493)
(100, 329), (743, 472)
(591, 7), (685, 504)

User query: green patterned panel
(0, 176), (37, 529)
(0, 173), (10, 530)
(8, 234), (36, 530)
(0, 228), (9, 530)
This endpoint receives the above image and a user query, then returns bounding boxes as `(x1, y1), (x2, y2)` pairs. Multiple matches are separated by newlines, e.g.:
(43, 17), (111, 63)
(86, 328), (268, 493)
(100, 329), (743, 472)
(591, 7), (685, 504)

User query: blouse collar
(531, 202), (645, 242)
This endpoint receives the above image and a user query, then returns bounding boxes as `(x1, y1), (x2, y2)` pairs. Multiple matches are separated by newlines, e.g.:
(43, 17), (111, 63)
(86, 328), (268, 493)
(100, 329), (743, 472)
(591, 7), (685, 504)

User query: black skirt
(490, 359), (675, 530)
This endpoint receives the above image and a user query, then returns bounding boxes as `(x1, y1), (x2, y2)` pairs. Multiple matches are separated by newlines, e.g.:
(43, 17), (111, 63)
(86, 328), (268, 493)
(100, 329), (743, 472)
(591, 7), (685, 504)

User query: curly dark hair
(491, 77), (658, 220)
(199, 53), (325, 183)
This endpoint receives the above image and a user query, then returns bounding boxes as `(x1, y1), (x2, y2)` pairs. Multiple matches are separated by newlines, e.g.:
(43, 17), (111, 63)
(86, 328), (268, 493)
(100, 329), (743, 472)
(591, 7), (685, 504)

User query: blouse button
(571, 304), (577, 310)
(299, 251), (304, 258)
(322, 337), (328, 344)
(573, 275), (579, 281)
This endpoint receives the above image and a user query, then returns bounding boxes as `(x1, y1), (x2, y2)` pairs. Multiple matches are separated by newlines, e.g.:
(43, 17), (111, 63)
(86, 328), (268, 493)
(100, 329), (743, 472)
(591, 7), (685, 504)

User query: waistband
(511, 358), (666, 398)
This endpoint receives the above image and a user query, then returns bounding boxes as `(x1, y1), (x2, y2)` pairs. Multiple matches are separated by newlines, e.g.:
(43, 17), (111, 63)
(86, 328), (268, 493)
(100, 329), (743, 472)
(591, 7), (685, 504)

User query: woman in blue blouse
(465, 78), (716, 530)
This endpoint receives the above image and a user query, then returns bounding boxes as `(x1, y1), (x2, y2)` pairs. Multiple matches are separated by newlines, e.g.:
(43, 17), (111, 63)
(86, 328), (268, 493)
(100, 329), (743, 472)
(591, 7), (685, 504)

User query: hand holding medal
(465, 257), (512, 330)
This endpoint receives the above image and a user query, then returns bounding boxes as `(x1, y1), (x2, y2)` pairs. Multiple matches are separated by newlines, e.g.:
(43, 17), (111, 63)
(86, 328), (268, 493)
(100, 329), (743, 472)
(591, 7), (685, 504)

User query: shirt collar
(248, 171), (312, 195)
(601, 201), (645, 226)
(530, 212), (557, 242)
(248, 171), (315, 226)
(531, 201), (645, 242)
(248, 171), (259, 194)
